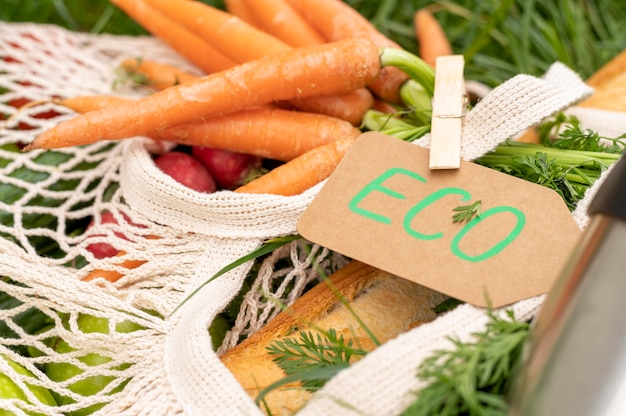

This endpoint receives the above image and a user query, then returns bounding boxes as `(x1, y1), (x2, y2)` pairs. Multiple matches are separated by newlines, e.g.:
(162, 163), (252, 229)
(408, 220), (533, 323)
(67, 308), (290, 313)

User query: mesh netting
(1, 20), (621, 416)
(0, 22), (343, 415)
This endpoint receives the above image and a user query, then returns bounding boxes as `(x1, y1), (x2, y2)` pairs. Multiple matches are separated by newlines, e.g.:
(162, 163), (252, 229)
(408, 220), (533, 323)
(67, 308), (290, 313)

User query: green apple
(45, 314), (143, 416)
(0, 354), (56, 416)
(25, 324), (56, 359)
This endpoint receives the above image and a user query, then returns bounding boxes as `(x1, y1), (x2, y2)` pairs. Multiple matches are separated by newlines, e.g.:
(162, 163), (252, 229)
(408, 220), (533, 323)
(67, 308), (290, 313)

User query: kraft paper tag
(297, 132), (582, 308)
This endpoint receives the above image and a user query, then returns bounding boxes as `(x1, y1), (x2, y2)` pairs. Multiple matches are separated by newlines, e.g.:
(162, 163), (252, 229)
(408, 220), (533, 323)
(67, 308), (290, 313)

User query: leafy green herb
(452, 200), (482, 223)
(475, 139), (621, 210)
(169, 234), (302, 317)
(401, 310), (530, 416)
(265, 329), (368, 393)
(255, 328), (369, 408)
(538, 112), (626, 153)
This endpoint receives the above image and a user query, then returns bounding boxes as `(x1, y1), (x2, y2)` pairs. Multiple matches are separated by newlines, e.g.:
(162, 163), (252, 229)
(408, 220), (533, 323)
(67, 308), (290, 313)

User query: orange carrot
(81, 252), (146, 282)
(51, 95), (359, 161)
(119, 58), (200, 90)
(235, 136), (357, 196)
(140, 0), (374, 125)
(285, 0), (409, 104)
(151, 107), (362, 161)
(144, 0), (289, 62)
(54, 95), (129, 114)
(286, 0), (398, 46)
(371, 99), (398, 114)
(224, 0), (264, 28)
(243, 0), (326, 47)
(23, 37), (381, 151)
(55, 95), (274, 115)
(413, 9), (453, 68)
(109, 0), (236, 74)
(286, 88), (374, 126)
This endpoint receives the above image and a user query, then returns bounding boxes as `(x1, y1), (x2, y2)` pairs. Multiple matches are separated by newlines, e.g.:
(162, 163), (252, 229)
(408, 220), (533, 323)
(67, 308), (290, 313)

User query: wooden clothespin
(429, 55), (466, 170)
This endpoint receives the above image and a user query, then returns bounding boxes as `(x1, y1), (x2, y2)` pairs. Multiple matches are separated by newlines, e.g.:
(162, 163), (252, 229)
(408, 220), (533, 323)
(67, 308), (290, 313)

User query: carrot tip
(20, 141), (40, 152)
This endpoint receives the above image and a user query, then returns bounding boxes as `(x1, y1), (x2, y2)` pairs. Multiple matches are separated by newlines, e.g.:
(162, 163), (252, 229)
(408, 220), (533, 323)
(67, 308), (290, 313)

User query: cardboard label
(297, 132), (582, 308)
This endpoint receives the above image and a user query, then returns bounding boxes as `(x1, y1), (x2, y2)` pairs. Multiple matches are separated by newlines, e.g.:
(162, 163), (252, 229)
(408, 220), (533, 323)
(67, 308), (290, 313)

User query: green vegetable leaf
(401, 310), (530, 416)
(474, 137), (622, 211)
(169, 234), (302, 317)
(267, 328), (368, 390)
(538, 112), (626, 153)
(452, 200), (482, 223)
(257, 328), (369, 404)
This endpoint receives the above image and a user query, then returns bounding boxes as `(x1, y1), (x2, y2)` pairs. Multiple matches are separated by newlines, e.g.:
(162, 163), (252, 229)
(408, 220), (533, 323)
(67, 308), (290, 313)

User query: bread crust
(220, 260), (448, 415)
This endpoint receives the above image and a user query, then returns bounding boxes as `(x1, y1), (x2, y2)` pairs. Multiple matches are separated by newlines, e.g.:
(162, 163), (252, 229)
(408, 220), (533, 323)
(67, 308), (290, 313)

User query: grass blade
(170, 235), (302, 317)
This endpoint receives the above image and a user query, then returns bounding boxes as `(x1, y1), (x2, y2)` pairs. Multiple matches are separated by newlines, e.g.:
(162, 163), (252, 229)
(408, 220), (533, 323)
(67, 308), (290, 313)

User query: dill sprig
(401, 310), (530, 416)
(254, 328), (369, 408)
(266, 328), (369, 392)
(538, 112), (626, 153)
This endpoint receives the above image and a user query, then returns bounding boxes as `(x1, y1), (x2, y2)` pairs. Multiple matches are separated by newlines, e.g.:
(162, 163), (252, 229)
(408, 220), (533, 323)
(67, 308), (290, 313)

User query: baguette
(220, 260), (448, 415)
(517, 49), (626, 143)
(577, 48), (626, 111)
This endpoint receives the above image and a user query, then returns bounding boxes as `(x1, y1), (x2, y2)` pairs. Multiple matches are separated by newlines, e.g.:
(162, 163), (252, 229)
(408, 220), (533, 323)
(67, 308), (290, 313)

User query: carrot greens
(537, 112), (626, 152)
(475, 114), (624, 211)
(401, 310), (530, 416)
(264, 328), (368, 394)
(362, 110), (431, 142)
(475, 146), (609, 211)
(379, 47), (435, 97)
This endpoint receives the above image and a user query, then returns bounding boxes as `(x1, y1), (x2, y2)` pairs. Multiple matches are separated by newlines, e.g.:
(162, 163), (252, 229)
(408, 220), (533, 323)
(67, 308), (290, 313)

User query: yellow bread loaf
(517, 48), (626, 143)
(220, 260), (448, 415)
(578, 48), (626, 111)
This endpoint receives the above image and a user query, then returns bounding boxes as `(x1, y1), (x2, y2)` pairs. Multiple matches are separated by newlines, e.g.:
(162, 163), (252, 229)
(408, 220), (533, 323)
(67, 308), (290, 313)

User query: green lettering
(451, 206), (525, 262)
(348, 168), (426, 224)
(404, 188), (471, 240)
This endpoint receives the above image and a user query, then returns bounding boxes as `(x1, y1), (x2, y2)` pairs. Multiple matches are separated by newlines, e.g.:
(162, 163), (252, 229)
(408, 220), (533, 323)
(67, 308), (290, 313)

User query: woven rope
(2, 21), (624, 415)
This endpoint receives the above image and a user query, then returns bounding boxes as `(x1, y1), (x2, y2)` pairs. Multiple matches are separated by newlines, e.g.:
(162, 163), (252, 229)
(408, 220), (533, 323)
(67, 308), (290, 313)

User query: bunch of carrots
(16, 0), (453, 282)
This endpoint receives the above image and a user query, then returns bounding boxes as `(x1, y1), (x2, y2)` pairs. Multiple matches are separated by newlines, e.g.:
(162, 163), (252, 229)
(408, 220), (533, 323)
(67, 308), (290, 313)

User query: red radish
(192, 147), (262, 190)
(154, 151), (217, 193)
(4, 95), (62, 131)
(86, 211), (136, 259)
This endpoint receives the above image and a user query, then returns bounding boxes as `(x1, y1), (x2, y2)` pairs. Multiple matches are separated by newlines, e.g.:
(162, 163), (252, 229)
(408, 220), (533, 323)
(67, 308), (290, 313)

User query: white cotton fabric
(0, 22), (623, 416)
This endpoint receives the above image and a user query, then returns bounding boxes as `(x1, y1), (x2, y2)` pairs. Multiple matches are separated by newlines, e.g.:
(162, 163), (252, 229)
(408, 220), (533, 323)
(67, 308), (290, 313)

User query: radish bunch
(84, 146), (261, 259)
(154, 146), (262, 193)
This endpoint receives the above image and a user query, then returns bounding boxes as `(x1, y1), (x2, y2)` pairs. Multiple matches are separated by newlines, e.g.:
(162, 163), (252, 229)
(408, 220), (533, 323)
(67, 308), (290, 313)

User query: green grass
(344, 0), (626, 85)
(1, 0), (625, 85)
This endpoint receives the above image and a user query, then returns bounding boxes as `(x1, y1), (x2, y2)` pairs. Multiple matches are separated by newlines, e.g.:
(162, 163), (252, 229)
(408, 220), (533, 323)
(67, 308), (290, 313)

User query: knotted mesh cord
(0, 22), (346, 415)
(2, 20), (625, 416)
(218, 239), (350, 355)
